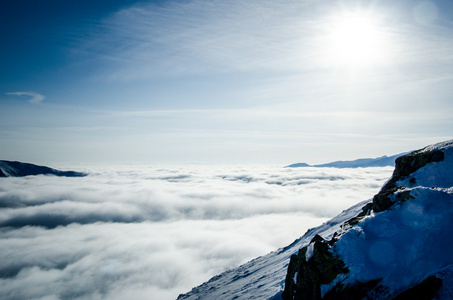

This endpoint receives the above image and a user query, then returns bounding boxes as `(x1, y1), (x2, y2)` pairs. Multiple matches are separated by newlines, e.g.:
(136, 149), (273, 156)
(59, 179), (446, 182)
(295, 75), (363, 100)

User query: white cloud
(0, 165), (393, 299)
(5, 92), (45, 104)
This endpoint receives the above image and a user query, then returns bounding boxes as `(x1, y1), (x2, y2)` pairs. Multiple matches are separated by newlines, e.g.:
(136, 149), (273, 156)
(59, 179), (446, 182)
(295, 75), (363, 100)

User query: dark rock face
(282, 142), (449, 300)
(282, 235), (386, 300)
(0, 160), (86, 177)
(282, 235), (347, 300)
(372, 148), (444, 213)
(323, 278), (382, 300)
(392, 275), (443, 300)
(393, 149), (444, 181)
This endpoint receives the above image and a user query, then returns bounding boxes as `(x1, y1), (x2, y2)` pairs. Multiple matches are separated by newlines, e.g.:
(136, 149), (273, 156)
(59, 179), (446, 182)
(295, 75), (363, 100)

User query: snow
(320, 274), (347, 298)
(336, 188), (453, 288)
(0, 161), (14, 176)
(330, 141), (453, 297)
(397, 144), (453, 189)
(421, 139), (453, 153)
(305, 242), (314, 261)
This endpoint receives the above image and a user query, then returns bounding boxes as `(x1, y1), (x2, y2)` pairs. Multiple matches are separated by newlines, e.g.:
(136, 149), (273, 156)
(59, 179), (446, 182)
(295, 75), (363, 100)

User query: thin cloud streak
(5, 92), (45, 104)
(106, 107), (451, 121)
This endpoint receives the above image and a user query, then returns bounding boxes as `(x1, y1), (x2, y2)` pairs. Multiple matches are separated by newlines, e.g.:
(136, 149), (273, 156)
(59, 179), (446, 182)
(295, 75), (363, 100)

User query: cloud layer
(0, 165), (393, 299)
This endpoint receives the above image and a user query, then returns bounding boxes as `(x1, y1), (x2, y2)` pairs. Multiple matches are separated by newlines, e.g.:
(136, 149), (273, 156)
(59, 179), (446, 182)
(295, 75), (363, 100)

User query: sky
(0, 165), (393, 299)
(1, 0), (453, 164)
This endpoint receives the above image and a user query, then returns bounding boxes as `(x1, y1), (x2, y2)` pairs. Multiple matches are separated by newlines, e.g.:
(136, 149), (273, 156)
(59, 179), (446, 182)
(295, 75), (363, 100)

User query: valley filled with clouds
(0, 165), (393, 299)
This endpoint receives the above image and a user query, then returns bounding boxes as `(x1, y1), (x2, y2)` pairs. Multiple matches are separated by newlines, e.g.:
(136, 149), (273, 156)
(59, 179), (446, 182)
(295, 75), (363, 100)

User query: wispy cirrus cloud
(74, 0), (325, 80)
(5, 92), (45, 104)
(72, 0), (453, 84)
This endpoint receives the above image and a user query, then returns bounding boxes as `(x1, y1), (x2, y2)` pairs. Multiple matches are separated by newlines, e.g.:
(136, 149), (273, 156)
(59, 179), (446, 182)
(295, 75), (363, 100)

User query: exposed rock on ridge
(283, 234), (347, 300)
(372, 147), (444, 213)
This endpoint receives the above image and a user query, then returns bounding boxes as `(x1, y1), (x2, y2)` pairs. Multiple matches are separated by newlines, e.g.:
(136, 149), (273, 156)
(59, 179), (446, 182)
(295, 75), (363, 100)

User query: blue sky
(1, 0), (453, 164)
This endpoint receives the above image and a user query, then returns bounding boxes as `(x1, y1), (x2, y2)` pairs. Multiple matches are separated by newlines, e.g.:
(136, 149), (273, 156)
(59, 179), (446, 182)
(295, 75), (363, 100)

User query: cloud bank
(0, 165), (393, 299)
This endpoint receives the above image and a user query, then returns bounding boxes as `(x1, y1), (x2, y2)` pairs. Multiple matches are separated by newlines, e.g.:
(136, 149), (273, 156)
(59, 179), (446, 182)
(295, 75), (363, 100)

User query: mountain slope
(178, 199), (369, 300)
(286, 153), (407, 168)
(179, 140), (453, 299)
(0, 160), (86, 177)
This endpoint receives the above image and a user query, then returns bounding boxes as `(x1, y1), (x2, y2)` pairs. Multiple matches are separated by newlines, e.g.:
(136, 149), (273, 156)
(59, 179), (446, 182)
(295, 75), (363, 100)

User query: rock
(282, 235), (347, 300)
(392, 275), (442, 300)
(372, 146), (445, 213)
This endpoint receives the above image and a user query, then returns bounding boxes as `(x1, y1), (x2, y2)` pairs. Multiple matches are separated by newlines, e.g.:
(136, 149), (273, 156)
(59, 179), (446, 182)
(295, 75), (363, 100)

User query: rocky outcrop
(282, 235), (347, 300)
(282, 140), (453, 300)
(282, 234), (385, 300)
(0, 160), (86, 177)
(372, 147), (444, 213)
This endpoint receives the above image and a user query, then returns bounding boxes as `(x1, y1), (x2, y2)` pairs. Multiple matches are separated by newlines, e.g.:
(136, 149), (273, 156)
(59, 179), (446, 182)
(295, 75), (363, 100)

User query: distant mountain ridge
(286, 152), (408, 168)
(179, 140), (453, 299)
(0, 160), (86, 177)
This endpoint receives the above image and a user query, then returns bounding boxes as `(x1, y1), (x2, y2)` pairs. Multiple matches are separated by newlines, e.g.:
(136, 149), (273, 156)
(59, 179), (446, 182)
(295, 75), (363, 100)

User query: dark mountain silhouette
(286, 152), (408, 168)
(0, 160), (86, 177)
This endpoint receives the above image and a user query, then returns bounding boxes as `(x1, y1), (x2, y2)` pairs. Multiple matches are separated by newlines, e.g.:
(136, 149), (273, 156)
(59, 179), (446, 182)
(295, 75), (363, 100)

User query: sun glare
(323, 10), (388, 68)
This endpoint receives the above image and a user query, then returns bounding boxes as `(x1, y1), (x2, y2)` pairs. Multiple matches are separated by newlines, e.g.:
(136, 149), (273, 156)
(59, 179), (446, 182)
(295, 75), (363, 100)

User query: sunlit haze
(324, 10), (389, 67)
(1, 0), (452, 164)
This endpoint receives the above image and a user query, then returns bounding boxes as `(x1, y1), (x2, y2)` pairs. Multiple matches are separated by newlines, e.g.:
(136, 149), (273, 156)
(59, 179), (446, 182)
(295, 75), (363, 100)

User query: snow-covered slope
(0, 160), (86, 177)
(177, 199), (369, 300)
(178, 140), (453, 299)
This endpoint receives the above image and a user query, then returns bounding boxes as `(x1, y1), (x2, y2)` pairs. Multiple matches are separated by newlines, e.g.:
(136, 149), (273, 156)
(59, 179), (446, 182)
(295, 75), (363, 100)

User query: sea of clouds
(0, 165), (393, 300)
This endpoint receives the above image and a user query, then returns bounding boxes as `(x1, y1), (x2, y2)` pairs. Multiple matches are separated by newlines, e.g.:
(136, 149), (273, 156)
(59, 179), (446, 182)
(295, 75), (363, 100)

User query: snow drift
(178, 139), (453, 299)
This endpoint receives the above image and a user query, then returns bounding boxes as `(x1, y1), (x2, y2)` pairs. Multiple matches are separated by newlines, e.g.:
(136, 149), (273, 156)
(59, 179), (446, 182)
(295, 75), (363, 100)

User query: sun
(323, 10), (388, 68)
